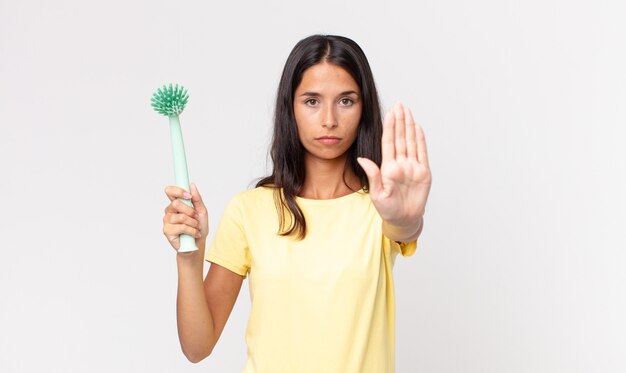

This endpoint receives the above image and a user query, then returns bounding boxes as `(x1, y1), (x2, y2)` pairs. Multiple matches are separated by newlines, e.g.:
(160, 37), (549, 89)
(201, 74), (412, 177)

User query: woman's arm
(176, 250), (244, 363)
(164, 184), (245, 363)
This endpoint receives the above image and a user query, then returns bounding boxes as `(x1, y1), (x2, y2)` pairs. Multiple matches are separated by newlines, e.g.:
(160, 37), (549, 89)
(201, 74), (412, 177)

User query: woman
(162, 34), (432, 372)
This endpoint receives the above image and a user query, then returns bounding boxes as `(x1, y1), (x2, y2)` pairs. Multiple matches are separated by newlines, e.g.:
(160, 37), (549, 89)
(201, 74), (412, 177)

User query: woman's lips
(316, 136), (341, 145)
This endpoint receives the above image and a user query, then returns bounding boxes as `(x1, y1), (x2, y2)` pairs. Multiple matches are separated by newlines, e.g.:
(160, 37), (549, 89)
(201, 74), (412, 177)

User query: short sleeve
(392, 239), (417, 257)
(204, 195), (251, 278)
(384, 236), (418, 258)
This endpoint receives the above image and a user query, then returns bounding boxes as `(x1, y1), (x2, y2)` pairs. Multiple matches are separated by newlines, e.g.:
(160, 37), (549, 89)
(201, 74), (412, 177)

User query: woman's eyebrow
(299, 90), (360, 97)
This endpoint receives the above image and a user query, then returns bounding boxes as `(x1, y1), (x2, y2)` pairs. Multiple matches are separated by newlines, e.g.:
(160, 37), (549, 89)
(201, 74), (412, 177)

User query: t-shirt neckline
(295, 187), (365, 204)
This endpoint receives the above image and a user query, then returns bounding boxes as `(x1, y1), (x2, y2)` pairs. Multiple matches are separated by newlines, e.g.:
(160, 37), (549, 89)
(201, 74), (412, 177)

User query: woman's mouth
(316, 136), (341, 145)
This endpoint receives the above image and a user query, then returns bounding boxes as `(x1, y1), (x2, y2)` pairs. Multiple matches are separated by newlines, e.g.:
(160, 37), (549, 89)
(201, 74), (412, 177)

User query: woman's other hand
(357, 102), (432, 230)
(163, 183), (209, 252)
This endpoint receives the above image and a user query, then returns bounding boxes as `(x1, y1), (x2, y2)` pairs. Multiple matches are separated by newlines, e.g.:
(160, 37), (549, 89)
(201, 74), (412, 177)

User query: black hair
(256, 34), (383, 239)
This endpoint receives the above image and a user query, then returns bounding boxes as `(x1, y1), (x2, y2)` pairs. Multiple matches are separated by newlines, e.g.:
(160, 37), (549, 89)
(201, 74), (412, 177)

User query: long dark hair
(256, 34), (383, 239)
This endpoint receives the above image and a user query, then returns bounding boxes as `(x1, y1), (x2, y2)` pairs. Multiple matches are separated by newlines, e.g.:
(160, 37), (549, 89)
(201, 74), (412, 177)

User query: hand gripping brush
(151, 84), (198, 252)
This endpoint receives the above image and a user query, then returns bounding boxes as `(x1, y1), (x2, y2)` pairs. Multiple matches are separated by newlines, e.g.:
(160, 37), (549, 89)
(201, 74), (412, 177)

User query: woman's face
(293, 62), (362, 163)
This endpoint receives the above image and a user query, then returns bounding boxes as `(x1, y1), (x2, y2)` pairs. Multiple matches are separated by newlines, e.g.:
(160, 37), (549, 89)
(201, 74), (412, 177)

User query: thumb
(190, 183), (206, 211)
(357, 157), (383, 197)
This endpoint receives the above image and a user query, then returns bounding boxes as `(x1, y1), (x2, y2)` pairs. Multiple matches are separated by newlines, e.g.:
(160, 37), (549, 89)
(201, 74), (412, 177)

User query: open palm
(357, 102), (432, 226)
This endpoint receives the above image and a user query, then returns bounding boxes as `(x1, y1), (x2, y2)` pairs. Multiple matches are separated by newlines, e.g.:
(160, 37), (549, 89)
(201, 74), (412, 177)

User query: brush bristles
(151, 83), (189, 116)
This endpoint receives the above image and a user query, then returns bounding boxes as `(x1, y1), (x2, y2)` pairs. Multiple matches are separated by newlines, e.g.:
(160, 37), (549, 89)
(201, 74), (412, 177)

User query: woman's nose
(322, 105), (338, 129)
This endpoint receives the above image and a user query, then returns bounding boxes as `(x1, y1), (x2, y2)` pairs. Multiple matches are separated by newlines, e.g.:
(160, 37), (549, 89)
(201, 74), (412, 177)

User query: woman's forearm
(382, 215), (424, 243)
(176, 249), (215, 363)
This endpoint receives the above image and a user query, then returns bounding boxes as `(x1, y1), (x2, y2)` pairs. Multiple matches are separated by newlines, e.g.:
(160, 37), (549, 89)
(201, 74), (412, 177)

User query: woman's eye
(340, 98), (354, 106)
(305, 99), (318, 106)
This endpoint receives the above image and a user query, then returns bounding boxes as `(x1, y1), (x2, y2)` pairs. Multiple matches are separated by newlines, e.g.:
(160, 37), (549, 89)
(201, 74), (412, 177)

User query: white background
(1, 0), (625, 372)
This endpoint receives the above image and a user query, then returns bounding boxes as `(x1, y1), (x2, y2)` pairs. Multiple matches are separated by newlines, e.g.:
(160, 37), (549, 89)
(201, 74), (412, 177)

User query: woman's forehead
(297, 63), (360, 94)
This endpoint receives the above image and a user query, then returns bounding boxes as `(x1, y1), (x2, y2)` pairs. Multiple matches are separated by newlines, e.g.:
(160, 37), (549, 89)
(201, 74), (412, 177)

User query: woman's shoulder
(229, 185), (276, 208)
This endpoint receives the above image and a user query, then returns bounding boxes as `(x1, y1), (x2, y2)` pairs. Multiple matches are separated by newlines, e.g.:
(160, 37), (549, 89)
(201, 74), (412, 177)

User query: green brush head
(151, 83), (189, 116)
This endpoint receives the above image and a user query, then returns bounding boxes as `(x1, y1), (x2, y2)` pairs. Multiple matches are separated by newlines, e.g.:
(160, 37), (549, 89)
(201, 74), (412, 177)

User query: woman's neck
(298, 155), (362, 200)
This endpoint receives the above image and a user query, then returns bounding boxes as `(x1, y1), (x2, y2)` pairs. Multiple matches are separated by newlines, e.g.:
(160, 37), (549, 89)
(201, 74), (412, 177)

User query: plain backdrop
(1, 0), (624, 372)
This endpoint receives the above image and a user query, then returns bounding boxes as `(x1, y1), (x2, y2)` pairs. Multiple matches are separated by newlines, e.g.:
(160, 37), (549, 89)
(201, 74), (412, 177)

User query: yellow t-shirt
(205, 186), (417, 373)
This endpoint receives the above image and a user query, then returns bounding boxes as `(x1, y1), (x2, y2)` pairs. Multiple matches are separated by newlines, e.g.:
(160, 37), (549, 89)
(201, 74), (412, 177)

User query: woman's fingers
(356, 157), (383, 198)
(394, 103), (407, 159)
(164, 198), (197, 217)
(164, 212), (200, 229)
(164, 185), (192, 201)
(163, 214), (202, 238)
(381, 110), (395, 164)
(163, 222), (202, 239)
(416, 123), (429, 167)
(383, 103), (425, 165)
(189, 183), (206, 213)
(384, 102), (420, 164)
(404, 106), (418, 160)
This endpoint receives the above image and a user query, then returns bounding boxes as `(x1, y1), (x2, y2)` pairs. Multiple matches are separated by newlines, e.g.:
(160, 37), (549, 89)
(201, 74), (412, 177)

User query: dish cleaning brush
(151, 83), (197, 252)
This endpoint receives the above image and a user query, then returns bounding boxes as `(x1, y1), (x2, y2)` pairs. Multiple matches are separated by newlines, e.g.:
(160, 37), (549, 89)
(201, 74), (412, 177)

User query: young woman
(162, 34), (432, 372)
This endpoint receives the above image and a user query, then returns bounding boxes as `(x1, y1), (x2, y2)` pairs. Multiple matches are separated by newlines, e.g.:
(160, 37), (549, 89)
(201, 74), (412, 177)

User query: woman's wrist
(382, 215), (423, 243)
(176, 242), (206, 267)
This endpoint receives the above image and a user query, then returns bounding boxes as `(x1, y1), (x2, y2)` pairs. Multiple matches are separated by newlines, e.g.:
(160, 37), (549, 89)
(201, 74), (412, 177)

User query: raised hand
(357, 102), (432, 231)
(163, 183), (209, 253)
